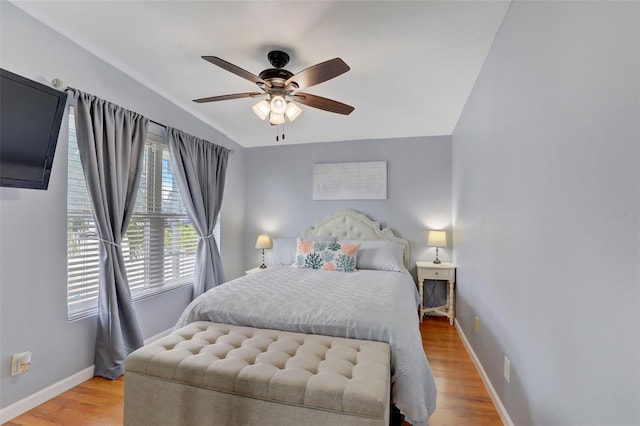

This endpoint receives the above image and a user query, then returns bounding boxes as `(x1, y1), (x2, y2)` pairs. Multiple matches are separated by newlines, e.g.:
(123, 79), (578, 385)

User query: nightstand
(416, 261), (456, 325)
(245, 266), (264, 275)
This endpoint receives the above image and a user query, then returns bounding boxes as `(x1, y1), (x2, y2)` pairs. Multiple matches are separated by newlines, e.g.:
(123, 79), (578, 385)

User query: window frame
(66, 113), (215, 321)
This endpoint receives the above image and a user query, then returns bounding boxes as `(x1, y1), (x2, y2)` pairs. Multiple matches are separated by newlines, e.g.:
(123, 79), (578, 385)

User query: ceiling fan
(193, 50), (354, 126)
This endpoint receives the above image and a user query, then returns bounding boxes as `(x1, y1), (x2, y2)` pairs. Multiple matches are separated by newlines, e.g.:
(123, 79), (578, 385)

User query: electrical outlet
(474, 316), (480, 332)
(11, 351), (31, 376)
(504, 356), (511, 384)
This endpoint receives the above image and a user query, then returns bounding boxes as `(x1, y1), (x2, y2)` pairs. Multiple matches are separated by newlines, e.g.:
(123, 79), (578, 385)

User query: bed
(174, 210), (437, 425)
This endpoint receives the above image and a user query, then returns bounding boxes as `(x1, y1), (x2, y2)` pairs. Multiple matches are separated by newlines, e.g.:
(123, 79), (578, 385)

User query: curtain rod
(62, 84), (234, 154)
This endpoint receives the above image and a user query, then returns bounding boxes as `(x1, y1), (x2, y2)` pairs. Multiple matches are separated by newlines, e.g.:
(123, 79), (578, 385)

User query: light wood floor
(7, 317), (502, 426)
(415, 318), (502, 426)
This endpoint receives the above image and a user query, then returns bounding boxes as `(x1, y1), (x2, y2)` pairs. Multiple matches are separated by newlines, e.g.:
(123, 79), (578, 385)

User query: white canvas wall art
(312, 161), (387, 200)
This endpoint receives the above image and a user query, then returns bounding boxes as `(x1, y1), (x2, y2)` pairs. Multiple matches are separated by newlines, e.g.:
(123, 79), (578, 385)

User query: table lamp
(255, 234), (273, 269)
(427, 230), (447, 264)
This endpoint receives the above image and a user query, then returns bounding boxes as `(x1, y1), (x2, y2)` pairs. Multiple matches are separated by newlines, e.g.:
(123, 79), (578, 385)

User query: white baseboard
(0, 365), (94, 424)
(0, 328), (172, 424)
(454, 318), (514, 426)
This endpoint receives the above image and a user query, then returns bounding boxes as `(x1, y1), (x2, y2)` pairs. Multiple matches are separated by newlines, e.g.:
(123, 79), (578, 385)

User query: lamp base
(433, 259), (441, 264)
(259, 248), (267, 269)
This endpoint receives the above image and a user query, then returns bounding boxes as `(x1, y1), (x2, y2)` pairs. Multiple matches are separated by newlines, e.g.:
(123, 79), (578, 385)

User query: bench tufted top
(125, 321), (390, 418)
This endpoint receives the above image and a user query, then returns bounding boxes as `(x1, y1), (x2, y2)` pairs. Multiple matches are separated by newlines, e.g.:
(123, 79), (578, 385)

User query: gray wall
(452, 2), (640, 425)
(243, 136), (453, 274)
(0, 3), (245, 409)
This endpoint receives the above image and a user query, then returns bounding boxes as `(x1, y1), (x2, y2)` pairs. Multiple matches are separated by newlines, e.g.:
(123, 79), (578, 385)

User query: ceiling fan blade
(285, 58), (350, 90)
(202, 56), (268, 87)
(292, 92), (354, 115)
(193, 92), (264, 103)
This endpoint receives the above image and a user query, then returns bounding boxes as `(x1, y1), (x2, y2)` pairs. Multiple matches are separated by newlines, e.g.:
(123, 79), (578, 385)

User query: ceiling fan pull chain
(275, 124), (279, 142)
(282, 121), (285, 141)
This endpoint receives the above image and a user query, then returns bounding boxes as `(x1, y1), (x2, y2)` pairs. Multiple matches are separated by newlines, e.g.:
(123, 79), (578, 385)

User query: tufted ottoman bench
(124, 321), (391, 426)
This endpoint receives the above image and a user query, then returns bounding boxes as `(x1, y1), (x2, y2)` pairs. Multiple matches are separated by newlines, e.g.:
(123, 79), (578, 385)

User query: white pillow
(270, 236), (337, 266)
(270, 238), (297, 266)
(340, 240), (405, 272)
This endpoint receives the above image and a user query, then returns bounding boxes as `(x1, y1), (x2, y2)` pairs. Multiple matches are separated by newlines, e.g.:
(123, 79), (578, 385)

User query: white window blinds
(67, 111), (215, 320)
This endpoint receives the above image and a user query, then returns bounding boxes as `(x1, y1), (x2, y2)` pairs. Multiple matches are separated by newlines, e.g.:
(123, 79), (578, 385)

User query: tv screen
(0, 68), (68, 190)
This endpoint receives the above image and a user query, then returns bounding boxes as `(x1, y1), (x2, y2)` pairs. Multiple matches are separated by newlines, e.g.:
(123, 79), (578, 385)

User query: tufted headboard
(302, 210), (410, 269)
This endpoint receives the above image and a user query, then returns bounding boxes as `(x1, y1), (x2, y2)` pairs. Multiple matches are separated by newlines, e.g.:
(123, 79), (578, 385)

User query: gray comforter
(175, 266), (436, 425)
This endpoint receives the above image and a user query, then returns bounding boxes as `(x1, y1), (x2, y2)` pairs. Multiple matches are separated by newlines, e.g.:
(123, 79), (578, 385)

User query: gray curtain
(73, 91), (148, 379)
(167, 128), (229, 298)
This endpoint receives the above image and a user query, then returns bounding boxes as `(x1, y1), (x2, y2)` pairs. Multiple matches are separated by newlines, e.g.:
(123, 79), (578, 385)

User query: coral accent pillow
(270, 236), (338, 266)
(293, 239), (360, 272)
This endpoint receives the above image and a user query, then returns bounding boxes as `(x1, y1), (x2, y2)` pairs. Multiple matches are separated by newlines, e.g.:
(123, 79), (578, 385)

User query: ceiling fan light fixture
(269, 112), (285, 125)
(195, 52), (354, 134)
(252, 100), (270, 120)
(285, 102), (302, 122)
(270, 95), (287, 114)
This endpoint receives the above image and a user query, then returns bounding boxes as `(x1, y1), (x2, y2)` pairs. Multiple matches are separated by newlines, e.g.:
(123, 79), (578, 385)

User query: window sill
(131, 280), (192, 303)
(67, 281), (192, 323)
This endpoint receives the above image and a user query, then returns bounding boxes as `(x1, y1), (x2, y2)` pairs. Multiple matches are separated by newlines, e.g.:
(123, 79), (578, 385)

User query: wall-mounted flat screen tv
(0, 68), (68, 190)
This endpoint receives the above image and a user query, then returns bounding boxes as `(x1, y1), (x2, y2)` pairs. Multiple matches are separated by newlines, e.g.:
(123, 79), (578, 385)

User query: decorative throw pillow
(270, 236), (338, 266)
(293, 238), (359, 272)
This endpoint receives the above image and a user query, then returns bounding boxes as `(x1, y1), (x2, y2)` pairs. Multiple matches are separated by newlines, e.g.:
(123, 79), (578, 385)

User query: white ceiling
(12, 1), (510, 148)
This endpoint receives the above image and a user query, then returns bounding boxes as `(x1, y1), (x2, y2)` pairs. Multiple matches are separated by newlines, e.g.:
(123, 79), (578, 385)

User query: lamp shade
(427, 230), (447, 248)
(255, 234), (273, 249)
(252, 100), (270, 120)
(269, 112), (285, 125)
(285, 102), (302, 121)
(270, 96), (287, 114)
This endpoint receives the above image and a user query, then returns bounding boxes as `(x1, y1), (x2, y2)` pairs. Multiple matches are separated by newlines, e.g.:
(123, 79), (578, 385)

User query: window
(67, 111), (216, 320)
